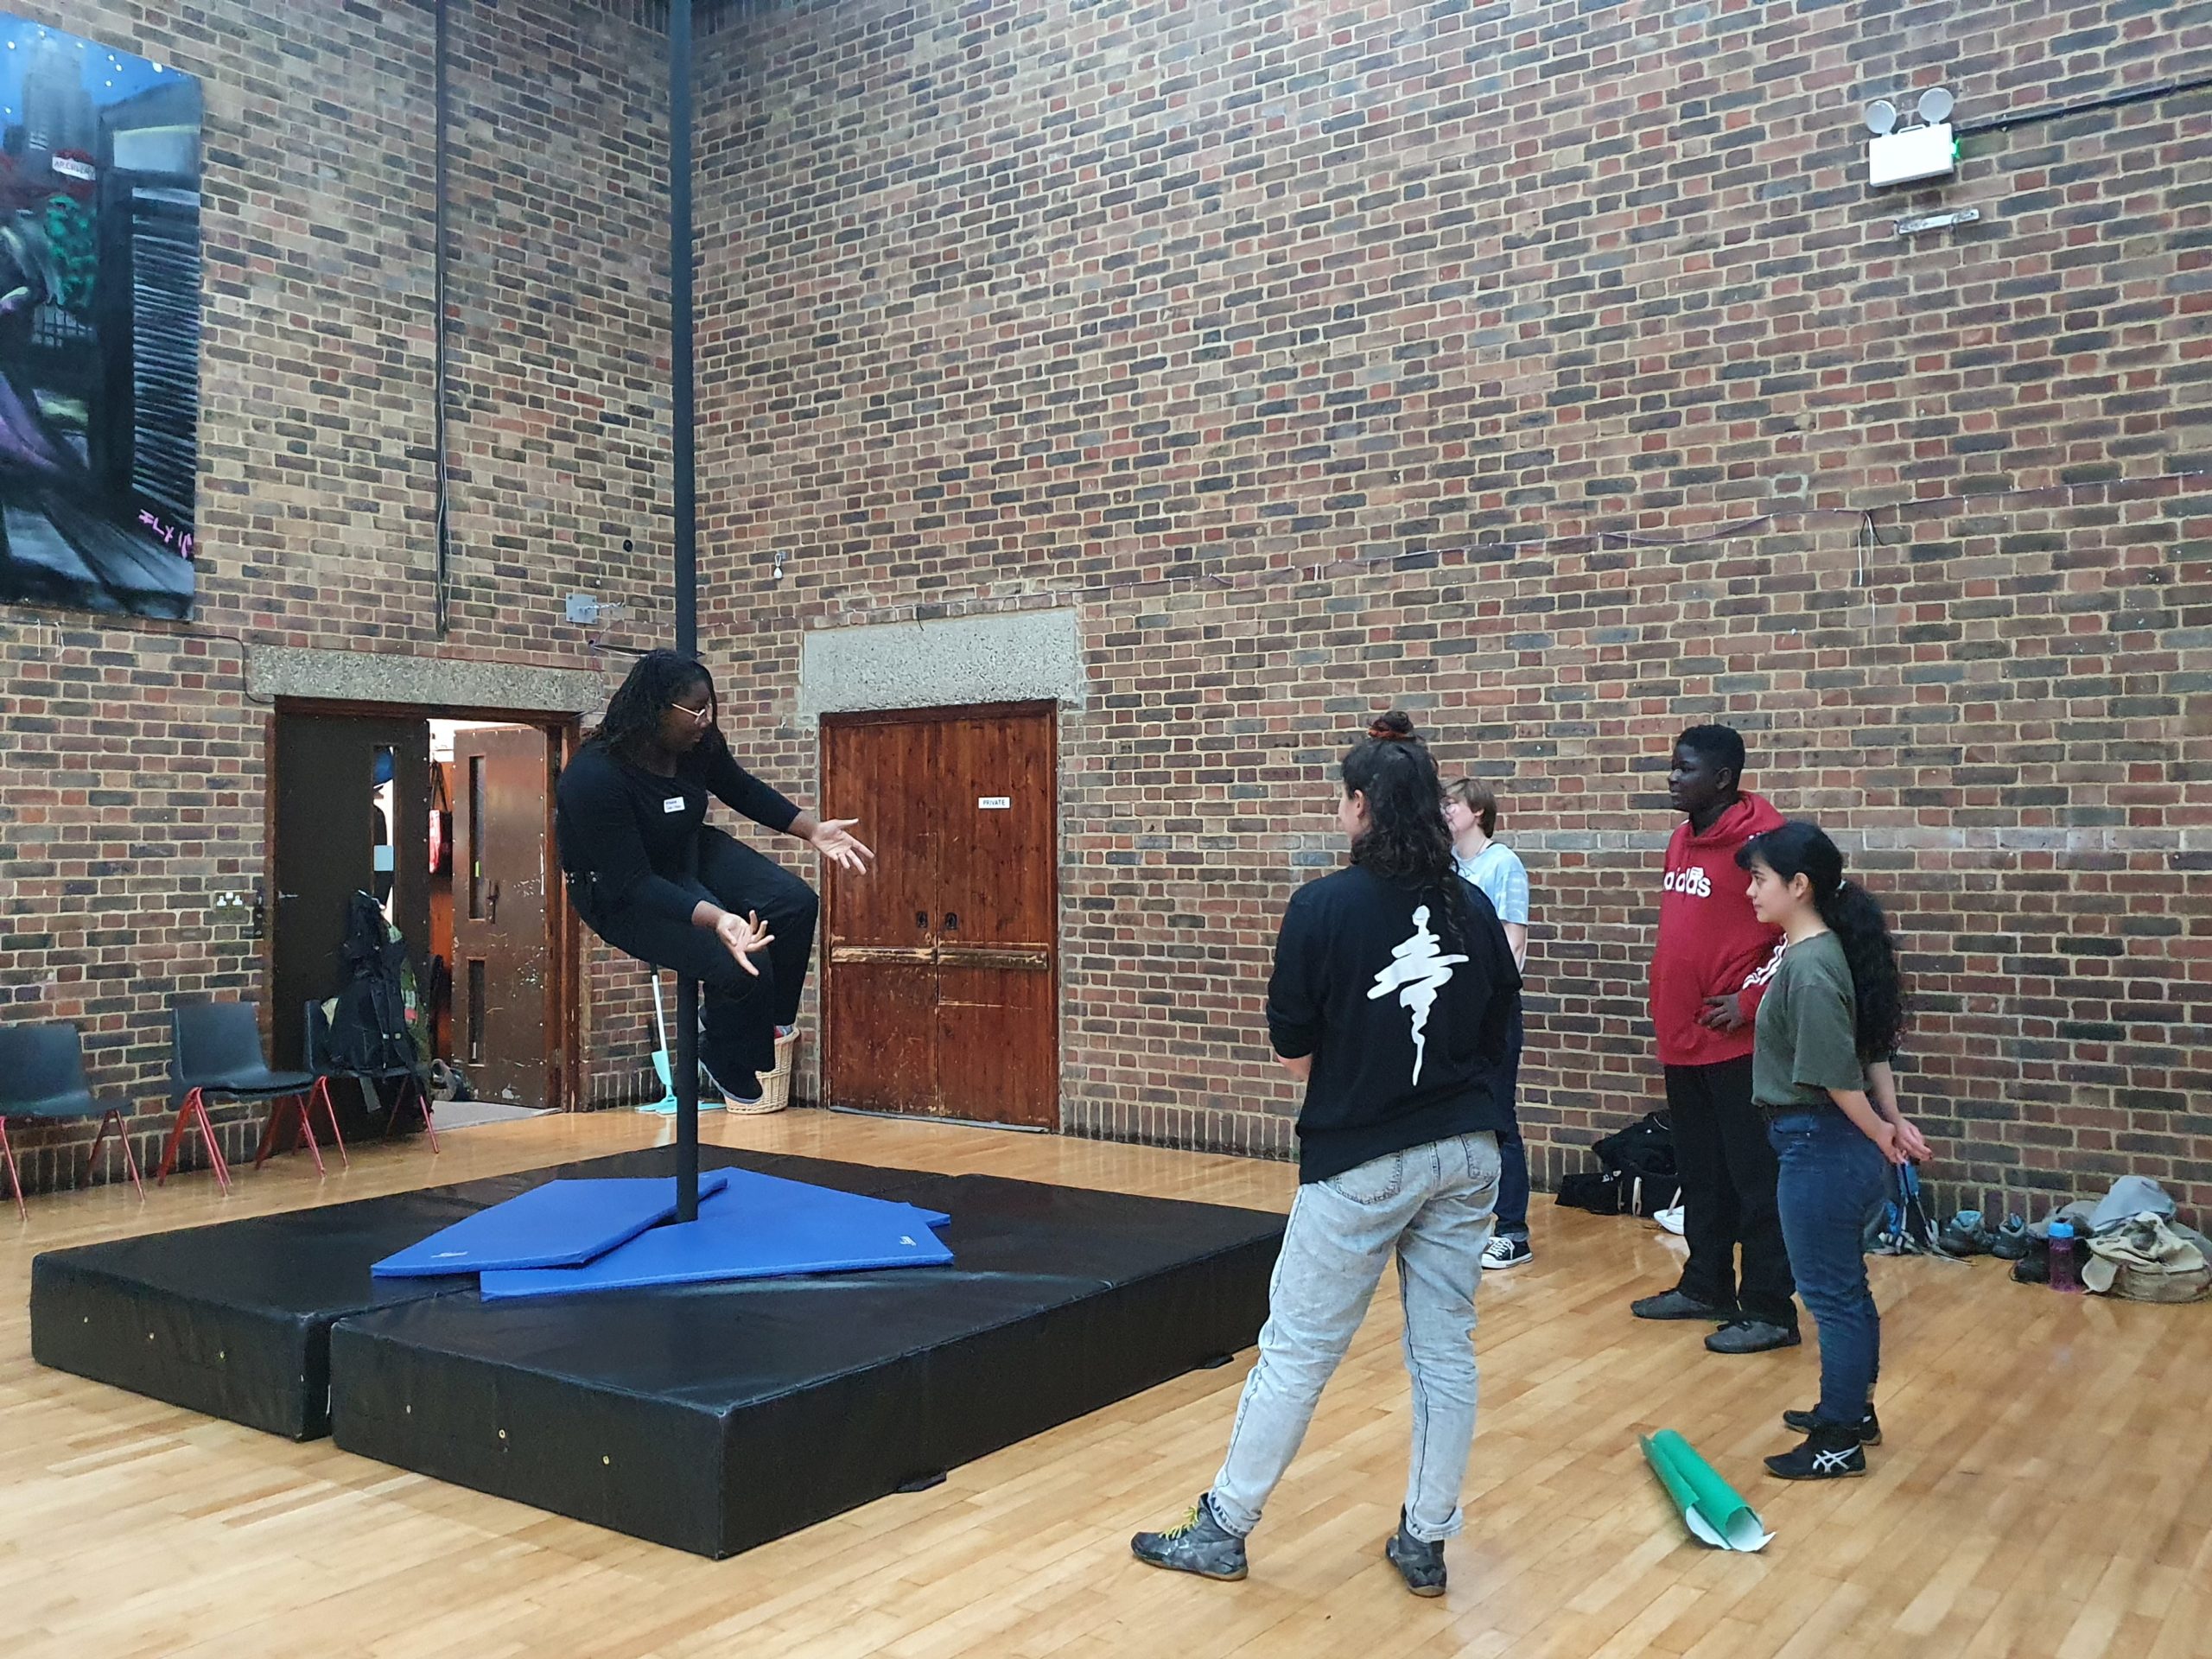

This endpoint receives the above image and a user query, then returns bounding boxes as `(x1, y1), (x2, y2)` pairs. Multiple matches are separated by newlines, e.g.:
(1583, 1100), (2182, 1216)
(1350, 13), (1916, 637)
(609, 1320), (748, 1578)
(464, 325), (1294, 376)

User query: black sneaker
(1382, 1510), (1446, 1598)
(1482, 1235), (1533, 1271)
(1765, 1422), (1867, 1480)
(1705, 1319), (1802, 1355)
(1987, 1216), (2030, 1260)
(1631, 1289), (1739, 1323)
(1940, 1210), (1991, 1255)
(698, 1058), (763, 1109)
(1781, 1403), (1883, 1446)
(1131, 1494), (1248, 1582)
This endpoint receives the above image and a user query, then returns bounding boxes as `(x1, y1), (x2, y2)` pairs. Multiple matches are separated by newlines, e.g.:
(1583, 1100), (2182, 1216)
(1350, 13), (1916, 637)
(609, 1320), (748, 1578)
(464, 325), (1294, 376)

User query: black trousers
(578, 828), (820, 1085)
(1665, 1055), (1796, 1329)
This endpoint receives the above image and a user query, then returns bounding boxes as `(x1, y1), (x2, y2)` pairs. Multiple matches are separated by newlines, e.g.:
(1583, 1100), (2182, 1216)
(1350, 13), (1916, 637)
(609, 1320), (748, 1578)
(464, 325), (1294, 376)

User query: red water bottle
(2047, 1219), (2082, 1294)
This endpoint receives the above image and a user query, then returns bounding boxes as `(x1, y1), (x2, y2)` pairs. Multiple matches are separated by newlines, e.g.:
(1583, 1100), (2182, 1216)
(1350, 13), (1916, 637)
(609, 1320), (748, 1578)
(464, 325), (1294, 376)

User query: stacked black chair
(300, 999), (437, 1160)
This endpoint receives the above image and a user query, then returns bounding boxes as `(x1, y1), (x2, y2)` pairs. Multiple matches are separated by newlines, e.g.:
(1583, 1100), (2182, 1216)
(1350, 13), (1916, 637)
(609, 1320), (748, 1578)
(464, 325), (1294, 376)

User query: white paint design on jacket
(1366, 906), (1470, 1084)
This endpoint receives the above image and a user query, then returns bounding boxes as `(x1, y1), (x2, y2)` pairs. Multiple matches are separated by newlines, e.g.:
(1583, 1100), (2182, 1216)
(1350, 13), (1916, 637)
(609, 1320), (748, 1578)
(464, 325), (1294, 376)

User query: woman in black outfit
(556, 651), (874, 1104)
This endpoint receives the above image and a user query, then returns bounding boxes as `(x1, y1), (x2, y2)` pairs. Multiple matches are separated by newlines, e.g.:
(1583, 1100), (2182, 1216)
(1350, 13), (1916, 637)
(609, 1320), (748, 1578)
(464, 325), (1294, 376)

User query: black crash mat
(330, 1171), (1282, 1557)
(29, 1146), (906, 1440)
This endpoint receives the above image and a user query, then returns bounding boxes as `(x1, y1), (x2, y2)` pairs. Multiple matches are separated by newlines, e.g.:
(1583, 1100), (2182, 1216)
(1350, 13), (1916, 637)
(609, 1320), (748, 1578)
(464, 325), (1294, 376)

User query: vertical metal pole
(670, 0), (700, 1222)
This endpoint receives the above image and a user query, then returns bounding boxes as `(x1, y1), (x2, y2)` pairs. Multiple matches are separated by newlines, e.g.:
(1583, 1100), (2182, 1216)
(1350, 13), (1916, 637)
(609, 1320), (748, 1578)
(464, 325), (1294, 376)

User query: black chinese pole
(670, 0), (700, 1223)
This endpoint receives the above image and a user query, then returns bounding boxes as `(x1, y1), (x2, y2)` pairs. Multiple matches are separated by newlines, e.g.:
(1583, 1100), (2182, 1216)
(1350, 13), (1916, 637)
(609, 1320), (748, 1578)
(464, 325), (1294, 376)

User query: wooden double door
(822, 704), (1058, 1128)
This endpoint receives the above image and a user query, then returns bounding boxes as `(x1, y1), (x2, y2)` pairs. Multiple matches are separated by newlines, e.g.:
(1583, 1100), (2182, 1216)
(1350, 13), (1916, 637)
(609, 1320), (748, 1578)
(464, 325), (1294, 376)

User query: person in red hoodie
(1630, 725), (1796, 1353)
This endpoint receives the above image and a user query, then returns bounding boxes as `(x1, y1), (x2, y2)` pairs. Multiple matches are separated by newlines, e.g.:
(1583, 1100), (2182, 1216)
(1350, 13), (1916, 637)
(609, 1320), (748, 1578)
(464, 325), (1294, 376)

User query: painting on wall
(0, 16), (199, 621)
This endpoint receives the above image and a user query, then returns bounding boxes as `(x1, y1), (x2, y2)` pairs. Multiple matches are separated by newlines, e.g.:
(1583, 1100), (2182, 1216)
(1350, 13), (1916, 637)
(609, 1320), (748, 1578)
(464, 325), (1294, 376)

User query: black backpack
(1555, 1111), (1681, 1217)
(325, 891), (421, 1074)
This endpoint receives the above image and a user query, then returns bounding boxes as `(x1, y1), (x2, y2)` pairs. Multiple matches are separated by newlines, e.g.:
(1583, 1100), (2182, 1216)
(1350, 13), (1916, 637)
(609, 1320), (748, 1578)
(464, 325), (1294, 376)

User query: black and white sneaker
(1765, 1422), (1868, 1480)
(1482, 1235), (1533, 1271)
(1781, 1403), (1882, 1446)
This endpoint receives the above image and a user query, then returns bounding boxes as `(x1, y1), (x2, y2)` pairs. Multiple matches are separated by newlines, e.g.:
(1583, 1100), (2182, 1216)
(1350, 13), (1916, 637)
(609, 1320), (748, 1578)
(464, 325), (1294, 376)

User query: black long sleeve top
(555, 729), (801, 925)
(1266, 866), (1521, 1184)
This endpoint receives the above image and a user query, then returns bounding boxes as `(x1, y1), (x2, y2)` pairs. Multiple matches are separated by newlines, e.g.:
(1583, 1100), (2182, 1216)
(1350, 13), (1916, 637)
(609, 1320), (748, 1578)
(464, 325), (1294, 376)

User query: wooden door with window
(822, 705), (1058, 1127)
(450, 725), (553, 1107)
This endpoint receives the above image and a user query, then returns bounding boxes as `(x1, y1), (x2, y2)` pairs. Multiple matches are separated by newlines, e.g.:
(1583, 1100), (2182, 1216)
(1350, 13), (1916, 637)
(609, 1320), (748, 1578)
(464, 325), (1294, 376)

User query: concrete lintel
(249, 645), (607, 715)
(798, 609), (1086, 716)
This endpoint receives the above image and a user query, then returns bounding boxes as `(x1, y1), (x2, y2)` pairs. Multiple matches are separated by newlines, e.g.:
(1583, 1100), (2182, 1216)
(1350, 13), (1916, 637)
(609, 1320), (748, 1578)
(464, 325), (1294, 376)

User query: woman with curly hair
(1735, 821), (1929, 1479)
(555, 650), (873, 1106)
(1131, 712), (1522, 1598)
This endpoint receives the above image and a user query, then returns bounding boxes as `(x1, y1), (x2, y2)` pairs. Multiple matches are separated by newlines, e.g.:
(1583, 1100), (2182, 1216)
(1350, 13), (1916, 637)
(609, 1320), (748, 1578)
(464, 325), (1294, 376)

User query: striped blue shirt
(1456, 842), (1530, 926)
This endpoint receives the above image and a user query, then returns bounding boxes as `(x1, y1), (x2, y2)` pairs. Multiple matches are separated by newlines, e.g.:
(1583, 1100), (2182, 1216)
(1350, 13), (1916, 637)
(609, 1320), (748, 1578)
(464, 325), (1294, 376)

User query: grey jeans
(1210, 1130), (1502, 1544)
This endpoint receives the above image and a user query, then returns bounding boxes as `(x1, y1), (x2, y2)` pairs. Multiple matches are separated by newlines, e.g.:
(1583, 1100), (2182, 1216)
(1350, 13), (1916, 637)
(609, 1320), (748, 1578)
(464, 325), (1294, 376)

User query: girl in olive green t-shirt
(1736, 822), (1930, 1482)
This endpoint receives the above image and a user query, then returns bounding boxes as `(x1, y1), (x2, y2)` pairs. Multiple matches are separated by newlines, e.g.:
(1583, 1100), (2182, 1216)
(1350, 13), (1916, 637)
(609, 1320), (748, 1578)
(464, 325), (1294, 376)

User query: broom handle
(652, 973), (671, 1050)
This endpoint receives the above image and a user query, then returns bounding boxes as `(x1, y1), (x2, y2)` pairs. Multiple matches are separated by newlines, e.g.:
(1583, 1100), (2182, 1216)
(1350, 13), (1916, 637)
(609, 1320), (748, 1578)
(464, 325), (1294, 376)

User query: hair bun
(1369, 710), (1417, 742)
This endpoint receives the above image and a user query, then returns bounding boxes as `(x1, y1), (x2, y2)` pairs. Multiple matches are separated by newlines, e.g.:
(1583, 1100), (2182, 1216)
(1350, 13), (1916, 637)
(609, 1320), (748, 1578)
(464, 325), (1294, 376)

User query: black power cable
(1958, 72), (2212, 137)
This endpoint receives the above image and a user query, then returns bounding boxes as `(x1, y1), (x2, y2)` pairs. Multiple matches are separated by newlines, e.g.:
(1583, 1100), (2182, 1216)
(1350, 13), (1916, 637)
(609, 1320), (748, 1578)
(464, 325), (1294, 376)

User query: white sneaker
(1654, 1205), (1686, 1236)
(1482, 1235), (1532, 1270)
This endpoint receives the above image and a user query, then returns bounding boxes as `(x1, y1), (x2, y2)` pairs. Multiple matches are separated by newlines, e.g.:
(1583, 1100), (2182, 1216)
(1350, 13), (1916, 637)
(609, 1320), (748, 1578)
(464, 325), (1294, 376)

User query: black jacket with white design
(1266, 863), (1522, 1185)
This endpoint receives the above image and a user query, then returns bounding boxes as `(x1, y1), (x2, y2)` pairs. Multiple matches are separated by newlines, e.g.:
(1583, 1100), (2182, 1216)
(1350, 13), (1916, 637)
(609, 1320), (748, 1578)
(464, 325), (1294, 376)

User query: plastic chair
(301, 1001), (437, 1159)
(161, 1001), (327, 1191)
(0, 1021), (144, 1217)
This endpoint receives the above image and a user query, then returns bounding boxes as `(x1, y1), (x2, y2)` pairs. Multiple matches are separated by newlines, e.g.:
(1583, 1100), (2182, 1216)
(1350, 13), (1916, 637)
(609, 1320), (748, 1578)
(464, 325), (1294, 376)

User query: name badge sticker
(664, 796), (686, 814)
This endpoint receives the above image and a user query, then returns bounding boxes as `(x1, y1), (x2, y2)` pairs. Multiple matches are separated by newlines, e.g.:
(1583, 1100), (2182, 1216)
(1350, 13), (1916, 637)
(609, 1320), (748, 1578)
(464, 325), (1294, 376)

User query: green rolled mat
(1640, 1429), (1773, 1552)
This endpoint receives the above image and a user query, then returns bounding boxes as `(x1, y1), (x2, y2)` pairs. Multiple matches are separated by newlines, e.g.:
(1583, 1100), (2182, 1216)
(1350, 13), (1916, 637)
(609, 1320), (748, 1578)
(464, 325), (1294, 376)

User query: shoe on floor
(1765, 1422), (1868, 1480)
(1781, 1403), (1883, 1446)
(1631, 1288), (1739, 1322)
(1940, 1209), (1991, 1255)
(1131, 1494), (1248, 1582)
(1986, 1215), (2031, 1260)
(1653, 1204), (1686, 1236)
(1383, 1510), (1446, 1598)
(1705, 1319), (1802, 1355)
(1482, 1235), (1533, 1270)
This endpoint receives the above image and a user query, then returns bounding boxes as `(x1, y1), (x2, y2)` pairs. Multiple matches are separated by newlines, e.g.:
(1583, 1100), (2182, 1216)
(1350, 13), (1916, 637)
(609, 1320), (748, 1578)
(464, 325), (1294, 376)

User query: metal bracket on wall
(1895, 207), (1981, 237)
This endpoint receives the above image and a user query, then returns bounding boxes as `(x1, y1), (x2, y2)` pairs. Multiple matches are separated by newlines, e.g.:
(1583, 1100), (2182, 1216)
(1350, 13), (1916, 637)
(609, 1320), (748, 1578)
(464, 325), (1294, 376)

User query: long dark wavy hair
(1736, 821), (1906, 1063)
(588, 649), (720, 765)
(1343, 711), (1467, 934)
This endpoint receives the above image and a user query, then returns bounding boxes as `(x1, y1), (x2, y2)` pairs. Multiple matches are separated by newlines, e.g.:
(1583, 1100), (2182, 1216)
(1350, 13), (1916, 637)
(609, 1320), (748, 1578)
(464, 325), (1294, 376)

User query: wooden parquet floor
(3, 1108), (2206, 1658)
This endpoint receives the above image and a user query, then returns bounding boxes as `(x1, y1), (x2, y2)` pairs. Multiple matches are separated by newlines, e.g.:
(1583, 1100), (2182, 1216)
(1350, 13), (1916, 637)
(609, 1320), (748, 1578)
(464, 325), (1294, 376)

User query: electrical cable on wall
(432, 0), (454, 637)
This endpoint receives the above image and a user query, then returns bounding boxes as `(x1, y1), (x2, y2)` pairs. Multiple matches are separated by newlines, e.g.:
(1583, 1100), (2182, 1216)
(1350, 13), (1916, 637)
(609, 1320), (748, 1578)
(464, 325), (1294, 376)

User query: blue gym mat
(476, 1171), (954, 1301)
(711, 1165), (950, 1230)
(371, 1170), (735, 1278)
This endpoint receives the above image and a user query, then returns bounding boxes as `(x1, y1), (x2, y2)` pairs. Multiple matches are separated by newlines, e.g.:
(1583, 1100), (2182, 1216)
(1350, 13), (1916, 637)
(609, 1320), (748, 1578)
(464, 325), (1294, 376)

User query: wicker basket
(724, 1028), (798, 1116)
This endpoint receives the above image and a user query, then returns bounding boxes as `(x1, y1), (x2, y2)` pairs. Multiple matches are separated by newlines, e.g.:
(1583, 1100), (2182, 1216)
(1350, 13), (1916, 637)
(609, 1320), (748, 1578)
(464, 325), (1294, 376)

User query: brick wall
(696, 0), (2212, 1218)
(5, 0), (2207, 1220)
(0, 0), (673, 1192)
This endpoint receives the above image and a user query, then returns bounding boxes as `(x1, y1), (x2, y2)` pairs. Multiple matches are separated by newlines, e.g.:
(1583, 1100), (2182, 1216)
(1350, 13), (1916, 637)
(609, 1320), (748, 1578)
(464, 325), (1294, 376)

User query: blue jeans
(1211, 1132), (1502, 1543)
(1769, 1108), (1888, 1425)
